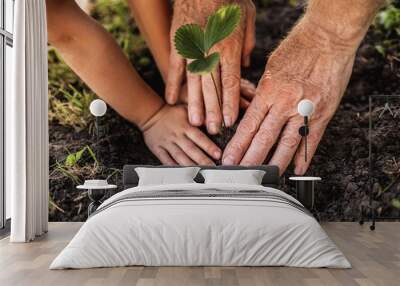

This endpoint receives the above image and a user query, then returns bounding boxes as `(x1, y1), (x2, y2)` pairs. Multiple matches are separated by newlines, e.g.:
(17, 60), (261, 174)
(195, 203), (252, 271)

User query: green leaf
(75, 148), (86, 162)
(85, 146), (98, 164)
(174, 24), (205, 59)
(65, 154), (77, 167)
(393, 198), (400, 209)
(204, 4), (241, 52)
(187, 52), (220, 74)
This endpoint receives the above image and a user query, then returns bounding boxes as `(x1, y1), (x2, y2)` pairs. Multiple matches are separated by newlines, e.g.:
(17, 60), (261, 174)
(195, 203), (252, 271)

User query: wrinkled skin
(222, 20), (357, 175)
(166, 0), (256, 134)
(143, 105), (222, 165)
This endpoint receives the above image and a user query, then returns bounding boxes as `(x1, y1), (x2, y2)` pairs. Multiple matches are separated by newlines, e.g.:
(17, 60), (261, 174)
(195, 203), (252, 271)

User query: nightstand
(289, 176), (321, 211)
(77, 180), (117, 217)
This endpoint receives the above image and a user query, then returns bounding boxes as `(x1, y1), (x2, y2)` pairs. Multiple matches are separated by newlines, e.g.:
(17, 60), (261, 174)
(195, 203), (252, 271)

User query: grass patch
(48, 0), (148, 131)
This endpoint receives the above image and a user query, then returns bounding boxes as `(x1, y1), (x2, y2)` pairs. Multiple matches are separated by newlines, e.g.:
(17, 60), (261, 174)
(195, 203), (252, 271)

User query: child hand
(142, 105), (222, 165)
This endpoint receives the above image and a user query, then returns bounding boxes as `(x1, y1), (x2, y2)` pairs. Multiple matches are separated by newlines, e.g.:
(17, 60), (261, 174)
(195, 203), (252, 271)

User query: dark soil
(49, 0), (400, 222)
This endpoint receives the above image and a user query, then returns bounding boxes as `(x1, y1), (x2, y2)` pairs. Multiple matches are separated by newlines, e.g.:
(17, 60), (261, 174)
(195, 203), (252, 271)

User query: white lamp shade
(90, 99), (107, 117)
(297, 99), (315, 117)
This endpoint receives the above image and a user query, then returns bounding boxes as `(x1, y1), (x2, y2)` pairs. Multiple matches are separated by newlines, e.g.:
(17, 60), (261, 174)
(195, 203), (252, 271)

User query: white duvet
(50, 183), (350, 269)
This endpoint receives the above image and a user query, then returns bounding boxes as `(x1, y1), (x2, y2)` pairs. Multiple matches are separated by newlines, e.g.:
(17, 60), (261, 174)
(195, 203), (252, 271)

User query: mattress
(50, 183), (351, 269)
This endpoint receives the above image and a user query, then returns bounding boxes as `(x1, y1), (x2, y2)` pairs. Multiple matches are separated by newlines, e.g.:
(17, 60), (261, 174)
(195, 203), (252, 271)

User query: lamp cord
(305, 134), (307, 162)
(304, 116), (308, 162)
(96, 116), (100, 166)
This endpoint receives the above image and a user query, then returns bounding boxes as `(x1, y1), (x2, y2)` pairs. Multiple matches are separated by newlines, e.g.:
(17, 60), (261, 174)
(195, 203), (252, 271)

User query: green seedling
(65, 145), (98, 168)
(174, 4), (241, 127)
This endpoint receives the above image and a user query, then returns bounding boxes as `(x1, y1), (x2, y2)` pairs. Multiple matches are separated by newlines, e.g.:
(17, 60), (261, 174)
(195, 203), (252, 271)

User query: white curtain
(8, 0), (49, 242)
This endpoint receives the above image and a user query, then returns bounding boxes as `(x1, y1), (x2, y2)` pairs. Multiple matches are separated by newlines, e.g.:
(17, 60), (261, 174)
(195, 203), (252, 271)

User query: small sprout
(174, 5), (241, 74)
(64, 146), (98, 168)
(174, 4), (241, 128)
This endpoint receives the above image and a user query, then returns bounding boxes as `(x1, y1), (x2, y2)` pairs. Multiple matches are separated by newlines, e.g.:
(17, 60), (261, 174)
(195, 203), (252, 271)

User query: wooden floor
(0, 222), (399, 286)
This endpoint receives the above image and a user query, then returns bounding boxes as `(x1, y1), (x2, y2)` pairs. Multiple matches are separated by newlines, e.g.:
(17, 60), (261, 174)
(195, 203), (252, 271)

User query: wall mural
(48, 0), (400, 221)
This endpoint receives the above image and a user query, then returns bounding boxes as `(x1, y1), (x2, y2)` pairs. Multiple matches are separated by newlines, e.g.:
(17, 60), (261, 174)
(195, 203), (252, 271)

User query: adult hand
(166, 0), (256, 134)
(142, 105), (222, 166)
(177, 79), (257, 110)
(222, 20), (359, 175)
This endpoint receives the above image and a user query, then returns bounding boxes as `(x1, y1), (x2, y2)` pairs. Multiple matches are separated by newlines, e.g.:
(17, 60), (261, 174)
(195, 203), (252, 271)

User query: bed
(50, 165), (350, 269)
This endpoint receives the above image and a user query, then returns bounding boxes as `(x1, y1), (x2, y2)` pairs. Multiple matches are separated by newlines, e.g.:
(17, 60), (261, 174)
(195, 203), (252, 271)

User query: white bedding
(50, 183), (350, 269)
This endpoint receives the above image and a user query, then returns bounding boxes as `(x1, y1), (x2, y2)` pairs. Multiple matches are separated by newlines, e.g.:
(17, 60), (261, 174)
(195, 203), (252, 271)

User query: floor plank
(0, 222), (399, 286)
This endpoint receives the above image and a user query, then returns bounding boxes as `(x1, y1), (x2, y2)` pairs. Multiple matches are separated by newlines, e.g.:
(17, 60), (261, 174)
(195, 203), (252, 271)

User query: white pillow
(200, 169), (266, 185)
(135, 167), (201, 186)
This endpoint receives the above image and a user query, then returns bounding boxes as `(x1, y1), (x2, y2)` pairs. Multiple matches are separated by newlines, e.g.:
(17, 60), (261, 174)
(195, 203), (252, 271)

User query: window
(1, 0), (14, 231)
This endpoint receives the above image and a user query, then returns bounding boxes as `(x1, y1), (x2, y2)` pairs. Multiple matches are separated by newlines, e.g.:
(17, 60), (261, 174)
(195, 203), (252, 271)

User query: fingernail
(208, 122), (219, 134)
(223, 155), (235, 165)
(244, 57), (250, 67)
(294, 166), (306, 175)
(191, 114), (201, 125)
(224, 116), (233, 127)
(214, 150), (221, 159)
(166, 96), (175, 105)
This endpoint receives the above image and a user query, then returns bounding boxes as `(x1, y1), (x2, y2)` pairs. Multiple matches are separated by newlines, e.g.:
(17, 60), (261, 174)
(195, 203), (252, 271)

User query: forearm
(46, 0), (164, 130)
(299, 0), (385, 52)
(128, 0), (172, 81)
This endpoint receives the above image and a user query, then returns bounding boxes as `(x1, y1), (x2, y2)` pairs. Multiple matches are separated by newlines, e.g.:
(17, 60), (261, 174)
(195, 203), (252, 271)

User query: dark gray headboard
(123, 165), (280, 189)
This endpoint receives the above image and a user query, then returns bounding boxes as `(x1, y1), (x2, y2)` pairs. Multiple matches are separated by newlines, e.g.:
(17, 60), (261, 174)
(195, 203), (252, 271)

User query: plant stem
(210, 72), (225, 129)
